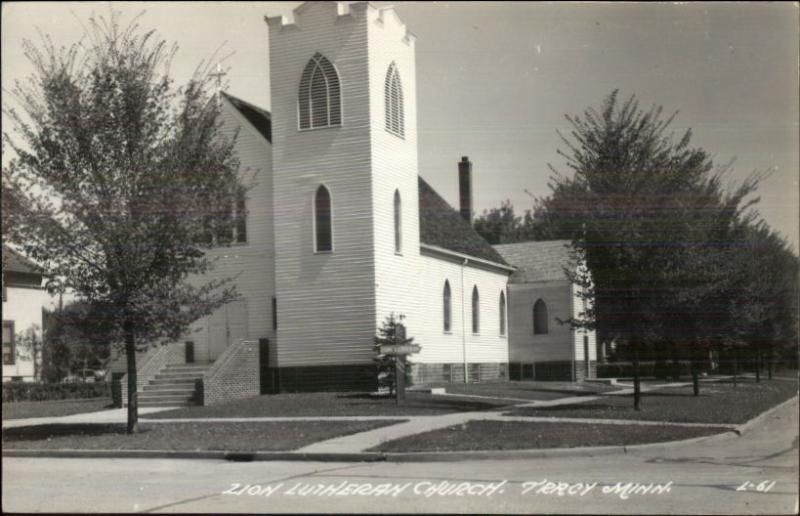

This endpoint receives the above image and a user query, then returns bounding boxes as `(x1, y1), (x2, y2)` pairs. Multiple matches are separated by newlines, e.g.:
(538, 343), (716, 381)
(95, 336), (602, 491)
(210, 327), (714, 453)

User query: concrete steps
(138, 363), (212, 407)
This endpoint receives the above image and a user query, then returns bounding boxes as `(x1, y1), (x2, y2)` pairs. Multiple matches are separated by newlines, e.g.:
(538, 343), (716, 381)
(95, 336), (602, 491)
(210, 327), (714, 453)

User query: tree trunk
(691, 346), (700, 396)
(733, 348), (738, 388)
(671, 341), (680, 381)
(768, 354), (773, 380)
(755, 350), (761, 383)
(633, 344), (641, 411)
(124, 318), (139, 434)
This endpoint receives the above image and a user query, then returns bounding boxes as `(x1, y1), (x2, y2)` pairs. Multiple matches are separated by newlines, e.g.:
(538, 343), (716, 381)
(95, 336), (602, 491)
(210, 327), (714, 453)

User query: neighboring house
(494, 240), (598, 381)
(2, 246), (47, 382)
(119, 2), (515, 406)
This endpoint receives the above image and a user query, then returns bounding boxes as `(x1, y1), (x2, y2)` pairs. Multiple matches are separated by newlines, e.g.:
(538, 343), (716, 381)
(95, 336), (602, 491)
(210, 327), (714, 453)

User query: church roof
(218, 94), (506, 267)
(493, 240), (575, 283)
(222, 92), (272, 142)
(2, 246), (41, 275)
(418, 177), (508, 265)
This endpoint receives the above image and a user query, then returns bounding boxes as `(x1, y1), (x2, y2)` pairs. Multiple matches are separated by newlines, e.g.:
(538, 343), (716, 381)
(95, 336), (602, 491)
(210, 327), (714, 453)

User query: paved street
(3, 397), (797, 514)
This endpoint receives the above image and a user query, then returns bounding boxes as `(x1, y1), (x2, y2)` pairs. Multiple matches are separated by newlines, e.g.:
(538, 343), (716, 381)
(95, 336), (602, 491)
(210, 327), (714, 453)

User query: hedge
(597, 361), (694, 379)
(3, 381), (111, 403)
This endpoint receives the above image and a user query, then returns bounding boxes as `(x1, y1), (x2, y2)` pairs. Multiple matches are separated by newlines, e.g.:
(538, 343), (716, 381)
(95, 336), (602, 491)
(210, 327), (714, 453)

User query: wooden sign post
(381, 329), (421, 404)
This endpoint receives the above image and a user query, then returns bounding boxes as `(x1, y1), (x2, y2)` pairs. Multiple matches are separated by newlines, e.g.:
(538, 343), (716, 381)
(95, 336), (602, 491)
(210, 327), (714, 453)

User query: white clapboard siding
(184, 95), (275, 363)
(571, 282), (597, 362)
(507, 279), (574, 363)
(269, 2), (378, 367)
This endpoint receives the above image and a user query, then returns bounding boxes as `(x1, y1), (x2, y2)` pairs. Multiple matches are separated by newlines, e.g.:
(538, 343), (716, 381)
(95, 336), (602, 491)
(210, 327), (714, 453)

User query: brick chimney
(458, 156), (473, 223)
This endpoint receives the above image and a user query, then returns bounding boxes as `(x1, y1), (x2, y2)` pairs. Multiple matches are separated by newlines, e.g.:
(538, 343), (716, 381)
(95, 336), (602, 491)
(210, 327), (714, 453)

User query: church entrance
(207, 299), (248, 361)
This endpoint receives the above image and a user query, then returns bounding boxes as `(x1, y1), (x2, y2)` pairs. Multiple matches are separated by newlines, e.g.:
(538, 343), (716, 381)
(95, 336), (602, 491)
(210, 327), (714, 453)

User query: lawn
(143, 391), (513, 419)
(2, 420), (404, 452)
(370, 420), (728, 452)
(2, 399), (113, 421)
(433, 380), (620, 401)
(505, 378), (799, 424)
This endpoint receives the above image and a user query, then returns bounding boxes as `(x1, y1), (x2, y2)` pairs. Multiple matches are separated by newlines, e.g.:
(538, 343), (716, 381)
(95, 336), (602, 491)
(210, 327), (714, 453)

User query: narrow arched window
(443, 281), (452, 332)
(393, 189), (402, 253)
(384, 63), (404, 137)
(298, 53), (341, 130)
(314, 185), (332, 252)
(472, 286), (480, 334)
(533, 299), (548, 335)
(499, 291), (506, 336)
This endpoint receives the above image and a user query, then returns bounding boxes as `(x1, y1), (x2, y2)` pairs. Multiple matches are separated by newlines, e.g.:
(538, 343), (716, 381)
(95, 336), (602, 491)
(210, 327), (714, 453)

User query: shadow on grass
(2, 423), (136, 442)
(336, 392), (506, 412)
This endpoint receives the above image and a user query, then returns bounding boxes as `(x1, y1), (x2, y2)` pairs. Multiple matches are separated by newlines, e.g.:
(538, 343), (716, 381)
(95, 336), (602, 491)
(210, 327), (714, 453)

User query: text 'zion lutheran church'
(107, 1), (596, 406)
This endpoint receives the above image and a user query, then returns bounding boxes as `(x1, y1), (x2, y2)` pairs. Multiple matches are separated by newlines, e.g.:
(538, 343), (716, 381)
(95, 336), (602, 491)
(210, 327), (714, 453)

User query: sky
(3, 1), (798, 249)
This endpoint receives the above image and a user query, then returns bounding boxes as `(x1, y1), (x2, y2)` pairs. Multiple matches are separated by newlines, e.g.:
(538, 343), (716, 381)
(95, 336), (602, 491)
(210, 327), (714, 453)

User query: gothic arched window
(394, 189), (402, 253)
(298, 53), (341, 130)
(472, 286), (480, 334)
(443, 280), (452, 333)
(499, 291), (506, 336)
(384, 63), (404, 137)
(533, 299), (548, 335)
(314, 185), (332, 252)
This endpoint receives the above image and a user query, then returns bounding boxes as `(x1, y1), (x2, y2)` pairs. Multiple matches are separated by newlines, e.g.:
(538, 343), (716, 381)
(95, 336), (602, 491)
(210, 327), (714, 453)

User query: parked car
(61, 370), (97, 383)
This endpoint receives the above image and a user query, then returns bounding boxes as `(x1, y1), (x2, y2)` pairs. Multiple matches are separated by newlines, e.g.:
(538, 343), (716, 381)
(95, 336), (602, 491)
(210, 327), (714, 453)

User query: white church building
(114, 1), (595, 406)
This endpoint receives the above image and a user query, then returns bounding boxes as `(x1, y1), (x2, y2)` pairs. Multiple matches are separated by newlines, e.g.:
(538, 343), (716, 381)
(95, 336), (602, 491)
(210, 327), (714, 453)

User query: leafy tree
(3, 13), (241, 432)
(42, 301), (113, 381)
(13, 324), (43, 381)
(373, 313), (417, 397)
(538, 91), (761, 408)
(473, 200), (522, 245)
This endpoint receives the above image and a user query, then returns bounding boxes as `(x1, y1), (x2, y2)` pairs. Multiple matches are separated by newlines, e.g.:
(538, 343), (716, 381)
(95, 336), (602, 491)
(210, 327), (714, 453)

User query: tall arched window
(472, 286), (480, 334)
(443, 280), (452, 332)
(393, 189), (402, 253)
(533, 299), (548, 335)
(384, 63), (404, 137)
(499, 291), (506, 336)
(298, 53), (341, 130)
(314, 185), (332, 252)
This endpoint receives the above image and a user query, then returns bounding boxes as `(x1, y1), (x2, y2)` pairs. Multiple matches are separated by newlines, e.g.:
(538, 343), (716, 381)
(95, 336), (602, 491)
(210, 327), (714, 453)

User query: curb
(4, 396), (795, 464)
(2, 428), (739, 463)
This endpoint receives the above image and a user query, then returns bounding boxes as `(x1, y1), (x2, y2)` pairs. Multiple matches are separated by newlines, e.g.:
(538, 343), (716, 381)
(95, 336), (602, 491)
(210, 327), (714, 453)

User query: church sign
(380, 344), (421, 356)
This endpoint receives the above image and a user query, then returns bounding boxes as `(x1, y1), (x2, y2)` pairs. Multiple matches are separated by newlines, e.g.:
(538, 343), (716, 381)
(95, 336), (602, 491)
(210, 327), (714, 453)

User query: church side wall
(507, 279), (574, 380)
(411, 254), (509, 383)
(269, 4), (377, 372)
(181, 101), (275, 364)
(367, 8), (424, 344)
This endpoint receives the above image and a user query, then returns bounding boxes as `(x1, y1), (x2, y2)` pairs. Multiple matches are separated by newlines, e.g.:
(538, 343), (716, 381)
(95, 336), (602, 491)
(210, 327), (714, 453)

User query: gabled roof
(494, 240), (575, 283)
(2, 246), (41, 275)
(418, 177), (508, 266)
(221, 92), (272, 142)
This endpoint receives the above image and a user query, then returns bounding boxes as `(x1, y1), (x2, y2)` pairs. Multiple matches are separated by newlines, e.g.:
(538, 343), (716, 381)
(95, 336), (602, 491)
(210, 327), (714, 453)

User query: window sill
(385, 129), (405, 139)
(394, 251), (403, 256)
(443, 331), (452, 335)
(298, 124), (342, 132)
(314, 250), (333, 255)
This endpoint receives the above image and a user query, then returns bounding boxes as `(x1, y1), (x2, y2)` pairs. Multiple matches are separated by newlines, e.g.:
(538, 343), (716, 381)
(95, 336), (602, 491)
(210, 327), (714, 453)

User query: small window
(314, 185), (333, 252)
(199, 187), (247, 246)
(443, 280), (452, 332)
(384, 63), (404, 137)
(2, 320), (14, 366)
(472, 286), (480, 334)
(499, 291), (506, 336)
(533, 299), (548, 335)
(299, 53), (341, 130)
(393, 189), (402, 253)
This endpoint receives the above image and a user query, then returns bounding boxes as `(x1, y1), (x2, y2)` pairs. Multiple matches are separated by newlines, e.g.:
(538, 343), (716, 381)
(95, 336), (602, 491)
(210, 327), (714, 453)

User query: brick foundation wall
(275, 364), (378, 393)
(509, 360), (575, 381)
(203, 340), (260, 405)
(409, 362), (507, 385)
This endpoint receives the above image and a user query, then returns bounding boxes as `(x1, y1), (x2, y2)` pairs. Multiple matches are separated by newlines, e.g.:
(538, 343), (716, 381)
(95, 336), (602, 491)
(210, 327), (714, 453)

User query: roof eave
(420, 243), (516, 274)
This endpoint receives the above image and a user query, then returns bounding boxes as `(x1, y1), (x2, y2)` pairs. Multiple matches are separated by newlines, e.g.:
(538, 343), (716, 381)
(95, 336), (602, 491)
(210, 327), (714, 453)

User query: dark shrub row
(597, 361), (695, 379)
(3, 381), (111, 402)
